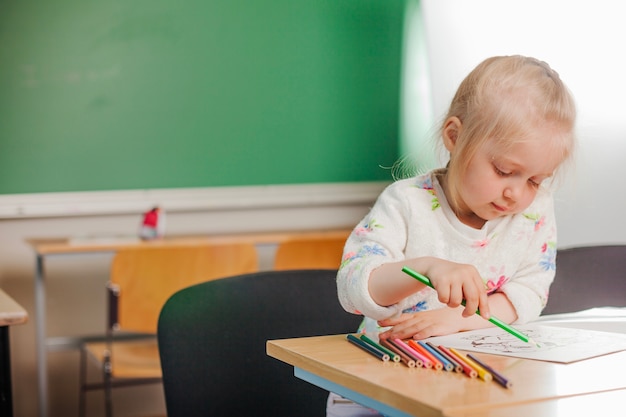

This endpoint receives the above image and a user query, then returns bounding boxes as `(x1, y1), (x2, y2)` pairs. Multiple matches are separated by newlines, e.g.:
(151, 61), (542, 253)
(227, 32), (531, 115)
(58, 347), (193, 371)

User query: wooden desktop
(267, 332), (626, 417)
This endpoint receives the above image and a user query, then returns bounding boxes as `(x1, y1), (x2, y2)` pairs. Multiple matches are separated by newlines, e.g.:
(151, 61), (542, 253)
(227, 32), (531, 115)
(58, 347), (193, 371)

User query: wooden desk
(27, 228), (350, 417)
(0, 289), (28, 417)
(267, 333), (626, 417)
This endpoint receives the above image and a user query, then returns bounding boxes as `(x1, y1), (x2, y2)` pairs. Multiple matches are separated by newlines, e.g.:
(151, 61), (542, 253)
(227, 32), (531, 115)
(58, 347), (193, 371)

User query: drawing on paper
(425, 324), (626, 363)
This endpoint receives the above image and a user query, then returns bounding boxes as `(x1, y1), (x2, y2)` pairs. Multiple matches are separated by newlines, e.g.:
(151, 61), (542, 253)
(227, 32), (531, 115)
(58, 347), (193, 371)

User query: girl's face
(450, 125), (565, 229)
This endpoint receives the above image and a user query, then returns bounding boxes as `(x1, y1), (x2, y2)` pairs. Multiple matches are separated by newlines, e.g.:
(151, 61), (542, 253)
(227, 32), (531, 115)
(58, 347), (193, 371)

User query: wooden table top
(26, 228), (352, 255)
(0, 290), (28, 327)
(267, 334), (626, 417)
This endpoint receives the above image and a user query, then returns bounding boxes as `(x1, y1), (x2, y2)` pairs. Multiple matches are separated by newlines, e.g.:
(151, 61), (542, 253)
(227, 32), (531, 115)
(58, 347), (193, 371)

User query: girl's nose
(503, 185), (517, 201)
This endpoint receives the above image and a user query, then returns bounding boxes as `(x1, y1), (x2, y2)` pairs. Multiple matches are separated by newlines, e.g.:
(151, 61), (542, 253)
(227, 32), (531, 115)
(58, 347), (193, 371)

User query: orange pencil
(408, 340), (443, 371)
(395, 339), (431, 368)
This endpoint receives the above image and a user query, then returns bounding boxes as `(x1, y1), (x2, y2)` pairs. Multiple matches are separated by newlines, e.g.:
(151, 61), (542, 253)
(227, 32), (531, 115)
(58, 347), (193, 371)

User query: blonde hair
(442, 55), (577, 209)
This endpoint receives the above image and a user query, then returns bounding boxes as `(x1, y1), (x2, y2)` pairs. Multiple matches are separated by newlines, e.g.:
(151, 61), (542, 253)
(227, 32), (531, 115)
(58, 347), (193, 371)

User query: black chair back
(157, 269), (363, 417)
(543, 245), (626, 314)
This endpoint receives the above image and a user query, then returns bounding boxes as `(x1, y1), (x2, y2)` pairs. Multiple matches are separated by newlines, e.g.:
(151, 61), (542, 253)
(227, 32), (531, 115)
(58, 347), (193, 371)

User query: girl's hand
(418, 258), (490, 320)
(378, 308), (467, 340)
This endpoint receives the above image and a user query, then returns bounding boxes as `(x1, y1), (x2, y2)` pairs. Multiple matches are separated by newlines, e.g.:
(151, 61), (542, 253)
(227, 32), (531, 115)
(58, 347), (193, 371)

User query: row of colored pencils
(346, 334), (512, 389)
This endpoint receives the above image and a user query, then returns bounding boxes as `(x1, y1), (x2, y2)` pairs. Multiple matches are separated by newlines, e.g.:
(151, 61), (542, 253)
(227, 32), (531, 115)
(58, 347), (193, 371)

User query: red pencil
(438, 346), (477, 378)
(429, 343), (463, 373)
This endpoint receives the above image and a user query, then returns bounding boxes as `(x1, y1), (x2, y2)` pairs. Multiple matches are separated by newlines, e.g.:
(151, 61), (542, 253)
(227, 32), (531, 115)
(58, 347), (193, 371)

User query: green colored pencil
(359, 334), (401, 363)
(401, 266), (540, 347)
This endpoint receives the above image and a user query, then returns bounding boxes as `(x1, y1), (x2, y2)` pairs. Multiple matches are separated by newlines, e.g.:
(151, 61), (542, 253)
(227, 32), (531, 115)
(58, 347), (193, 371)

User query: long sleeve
(498, 197), (558, 323)
(336, 180), (414, 320)
(336, 172), (558, 324)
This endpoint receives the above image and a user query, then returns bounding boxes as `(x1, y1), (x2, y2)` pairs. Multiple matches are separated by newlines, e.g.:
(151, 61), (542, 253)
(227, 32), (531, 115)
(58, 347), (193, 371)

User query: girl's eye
(494, 165), (511, 176)
(528, 178), (541, 188)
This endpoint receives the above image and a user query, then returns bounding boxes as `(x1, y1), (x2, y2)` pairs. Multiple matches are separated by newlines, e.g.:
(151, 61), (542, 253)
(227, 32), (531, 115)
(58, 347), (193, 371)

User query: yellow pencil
(449, 347), (492, 382)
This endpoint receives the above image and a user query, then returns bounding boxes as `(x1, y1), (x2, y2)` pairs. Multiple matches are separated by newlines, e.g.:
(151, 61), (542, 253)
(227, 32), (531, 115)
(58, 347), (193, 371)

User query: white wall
(418, 0), (626, 248)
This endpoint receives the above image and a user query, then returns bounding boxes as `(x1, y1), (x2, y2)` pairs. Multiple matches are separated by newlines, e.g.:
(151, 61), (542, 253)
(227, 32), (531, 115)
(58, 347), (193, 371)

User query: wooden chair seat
(84, 339), (161, 379)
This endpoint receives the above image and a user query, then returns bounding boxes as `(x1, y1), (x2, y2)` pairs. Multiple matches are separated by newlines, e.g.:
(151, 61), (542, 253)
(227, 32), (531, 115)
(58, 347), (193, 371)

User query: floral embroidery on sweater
(524, 213), (546, 231)
(340, 244), (387, 275)
(414, 176), (440, 210)
(355, 218), (383, 236)
(485, 265), (509, 293)
(402, 300), (428, 313)
(540, 241), (557, 271)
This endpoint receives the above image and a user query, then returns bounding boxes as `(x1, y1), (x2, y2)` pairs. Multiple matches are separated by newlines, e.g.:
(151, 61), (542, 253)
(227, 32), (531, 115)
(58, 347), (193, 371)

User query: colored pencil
(380, 338), (416, 368)
(418, 341), (455, 372)
(449, 347), (491, 382)
(457, 350), (493, 382)
(406, 340), (439, 370)
(391, 338), (426, 368)
(424, 341), (459, 372)
(401, 266), (539, 347)
(439, 346), (477, 378)
(467, 353), (513, 389)
(346, 334), (390, 362)
(360, 334), (401, 363)
(432, 344), (464, 373)
(398, 339), (432, 368)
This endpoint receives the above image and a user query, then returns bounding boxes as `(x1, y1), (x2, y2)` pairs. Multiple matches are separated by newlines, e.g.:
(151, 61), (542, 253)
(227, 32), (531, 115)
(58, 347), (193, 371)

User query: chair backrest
(273, 233), (348, 270)
(111, 243), (258, 333)
(157, 269), (363, 417)
(543, 245), (626, 315)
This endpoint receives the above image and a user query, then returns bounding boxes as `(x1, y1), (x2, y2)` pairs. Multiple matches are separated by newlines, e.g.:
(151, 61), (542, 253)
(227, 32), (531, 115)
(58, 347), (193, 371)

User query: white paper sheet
(424, 324), (626, 363)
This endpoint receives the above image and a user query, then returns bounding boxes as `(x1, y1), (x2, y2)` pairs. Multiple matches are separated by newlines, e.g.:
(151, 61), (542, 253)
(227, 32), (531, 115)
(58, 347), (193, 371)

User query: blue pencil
(428, 342), (463, 373)
(346, 334), (390, 362)
(419, 341), (454, 372)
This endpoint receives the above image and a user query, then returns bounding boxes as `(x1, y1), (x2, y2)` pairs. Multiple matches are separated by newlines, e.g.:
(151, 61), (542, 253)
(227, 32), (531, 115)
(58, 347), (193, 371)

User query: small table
(0, 289), (28, 417)
(267, 331), (626, 417)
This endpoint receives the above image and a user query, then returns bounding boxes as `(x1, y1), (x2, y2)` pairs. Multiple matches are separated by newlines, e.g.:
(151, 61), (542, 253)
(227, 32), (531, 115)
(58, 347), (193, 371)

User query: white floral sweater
(337, 171), (557, 326)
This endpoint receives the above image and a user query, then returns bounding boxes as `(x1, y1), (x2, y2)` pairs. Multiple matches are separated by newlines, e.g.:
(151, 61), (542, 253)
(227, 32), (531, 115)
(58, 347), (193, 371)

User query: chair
(273, 232), (349, 270)
(542, 245), (626, 315)
(79, 243), (259, 417)
(157, 269), (363, 417)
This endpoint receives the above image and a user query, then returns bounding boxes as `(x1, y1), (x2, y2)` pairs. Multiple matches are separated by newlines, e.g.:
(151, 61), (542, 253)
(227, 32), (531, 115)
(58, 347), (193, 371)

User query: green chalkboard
(0, 0), (405, 194)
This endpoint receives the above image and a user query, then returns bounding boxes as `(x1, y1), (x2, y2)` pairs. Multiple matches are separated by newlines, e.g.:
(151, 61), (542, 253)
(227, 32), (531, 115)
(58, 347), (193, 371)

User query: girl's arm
(378, 292), (517, 340)
(369, 257), (491, 320)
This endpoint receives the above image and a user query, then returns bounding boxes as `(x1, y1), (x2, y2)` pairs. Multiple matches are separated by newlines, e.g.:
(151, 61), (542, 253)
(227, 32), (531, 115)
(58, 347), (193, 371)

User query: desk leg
(35, 255), (48, 417)
(0, 326), (13, 417)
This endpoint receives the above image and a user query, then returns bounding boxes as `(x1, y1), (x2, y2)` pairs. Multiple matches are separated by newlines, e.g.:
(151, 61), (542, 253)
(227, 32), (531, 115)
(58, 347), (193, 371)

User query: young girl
(337, 54), (576, 344)
(328, 55), (576, 416)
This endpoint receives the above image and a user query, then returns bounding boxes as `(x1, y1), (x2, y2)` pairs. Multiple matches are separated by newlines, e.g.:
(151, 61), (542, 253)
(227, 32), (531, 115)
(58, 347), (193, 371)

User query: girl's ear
(442, 117), (462, 152)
